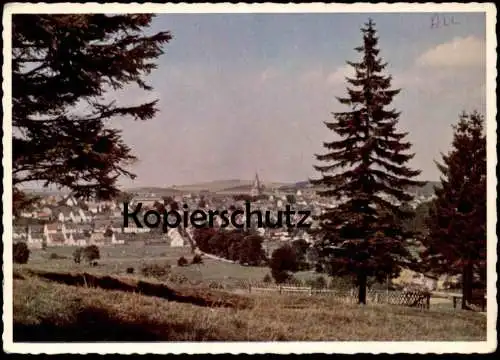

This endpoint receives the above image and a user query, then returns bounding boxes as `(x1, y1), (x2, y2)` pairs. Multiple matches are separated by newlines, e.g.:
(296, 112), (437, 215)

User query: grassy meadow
(13, 269), (486, 341)
(11, 243), (487, 341)
(24, 243), (320, 287)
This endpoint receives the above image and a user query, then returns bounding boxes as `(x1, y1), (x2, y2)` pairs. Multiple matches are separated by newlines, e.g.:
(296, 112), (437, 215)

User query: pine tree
(12, 14), (172, 204)
(311, 19), (424, 304)
(422, 111), (486, 309)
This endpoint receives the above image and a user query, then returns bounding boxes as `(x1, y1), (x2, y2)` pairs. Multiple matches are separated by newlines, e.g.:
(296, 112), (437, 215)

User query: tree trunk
(358, 272), (367, 305)
(462, 261), (473, 310)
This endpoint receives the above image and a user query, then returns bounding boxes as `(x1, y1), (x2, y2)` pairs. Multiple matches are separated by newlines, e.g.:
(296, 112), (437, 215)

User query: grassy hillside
(23, 244), (317, 288)
(13, 269), (486, 342)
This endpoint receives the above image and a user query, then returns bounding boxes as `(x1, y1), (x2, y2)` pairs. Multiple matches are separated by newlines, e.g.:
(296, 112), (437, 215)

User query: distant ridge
(25, 179), (440, 198)
(124, 180), (440, 197)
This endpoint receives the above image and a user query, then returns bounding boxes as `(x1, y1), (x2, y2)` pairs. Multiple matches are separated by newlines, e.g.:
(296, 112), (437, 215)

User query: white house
(53, 206), (73, 223)
(61, 195), (78, 207)
(70, 211), (82, 223)
(110, 232), (126, 245)
(13, 226), (28, 241)
(167, 228), (186, 247)
(72, 232), (88, 247)
(44, 223), (62, 245)
(88, 203), (100, 214)
(123, 223), (151, 233)
(90, 232), (105, 244)
(27, 225), (44, 248)
(50, 232), (67, 247)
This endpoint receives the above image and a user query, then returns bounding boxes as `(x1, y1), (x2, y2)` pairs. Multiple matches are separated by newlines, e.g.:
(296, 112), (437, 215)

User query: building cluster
(13, 194), (188, 249)
(13, 173), (435, 250)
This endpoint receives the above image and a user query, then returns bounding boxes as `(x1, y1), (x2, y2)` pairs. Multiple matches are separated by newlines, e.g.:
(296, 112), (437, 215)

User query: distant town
(14, 174), (438, 253)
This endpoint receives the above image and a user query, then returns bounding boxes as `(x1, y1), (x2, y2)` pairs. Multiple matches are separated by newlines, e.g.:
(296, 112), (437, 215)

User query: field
(24, 243), (320, 287)
(13, 268), (486, 342)
(11, 243), (487, 342)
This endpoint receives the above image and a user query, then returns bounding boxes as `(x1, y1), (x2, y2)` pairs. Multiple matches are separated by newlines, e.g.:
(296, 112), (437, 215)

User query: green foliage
(237, 235), (267, 266)
(140, 263), (171, 279)
(262, 273), (273, 283)
(291, 239), (311, 270)
(193, 228), (267, 266)
(104, 228), (113, 238)
(191, 254), (203, 265)
(422, 111), (486, 308)
(305, 276), (328, 289)
(285, 276), (303, 287)
(285, 194), (296, 204)
(13, 242), (30, 264)
(49, 253), (67, 260)
(177, 256), (188, 267)
(12, 14), (171, 202)
(310, 19), (423, 304)
(270, 245), (299, 284)
(271, 269), (292, 284)
(73, 248), (82, 264)
(82, 245), (100, 263)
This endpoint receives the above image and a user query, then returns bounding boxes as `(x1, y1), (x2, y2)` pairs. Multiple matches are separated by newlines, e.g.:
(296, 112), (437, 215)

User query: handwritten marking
(431, 14), (460, 29)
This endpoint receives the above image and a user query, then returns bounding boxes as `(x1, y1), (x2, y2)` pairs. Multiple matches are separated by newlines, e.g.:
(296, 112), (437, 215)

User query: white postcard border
(2, 2), (497, 354)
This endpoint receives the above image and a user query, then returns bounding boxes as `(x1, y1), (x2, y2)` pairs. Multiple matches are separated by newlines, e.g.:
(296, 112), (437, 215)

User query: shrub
(104, 228), (113, 238)
(82, 245), (100, 263)
(167, 273), (189, 284)
(13, 242), (30, 264)
(141, 263), (170, 278)
(286, 276), (303, 287)
(126, 267), (134, 274)
(310, 276), (327, 289)
(177, 256), (188, 267)
(73, 247), (83, 264)
(192, 254), (203, 264)
(262, 273), (272, 283)
(49, 252), (67, 260)
(270, 245), (298, 283)
(271, 269), (291, 284)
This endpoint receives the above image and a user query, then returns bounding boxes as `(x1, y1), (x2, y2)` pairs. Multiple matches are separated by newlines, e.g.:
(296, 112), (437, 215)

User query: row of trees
(192, 228), (267, 266)
(310, 19), (486, 308)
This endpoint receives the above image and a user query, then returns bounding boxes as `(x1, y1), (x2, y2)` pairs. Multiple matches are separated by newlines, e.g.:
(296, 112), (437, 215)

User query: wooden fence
(246, 283), (431, 309)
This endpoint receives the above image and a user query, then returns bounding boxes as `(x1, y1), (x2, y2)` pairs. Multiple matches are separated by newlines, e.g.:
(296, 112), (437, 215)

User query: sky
(104, 12), (487, 188)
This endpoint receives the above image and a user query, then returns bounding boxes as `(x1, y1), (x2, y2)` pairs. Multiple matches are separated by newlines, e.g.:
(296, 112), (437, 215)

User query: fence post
(309, 286), (313, 296)
(248, 283), (252, 294)
(426, 294), (430, 309)
(453, 296), (457, 309)
(279, 285), (282, 295)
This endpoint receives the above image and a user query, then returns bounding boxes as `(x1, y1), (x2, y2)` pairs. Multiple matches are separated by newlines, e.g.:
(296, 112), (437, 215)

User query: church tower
(250, 172), (263, 197)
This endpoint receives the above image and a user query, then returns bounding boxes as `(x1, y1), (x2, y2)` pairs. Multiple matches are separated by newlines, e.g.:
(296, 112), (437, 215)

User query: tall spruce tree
(311, 19), (424, 304)
(422, 111), (486, 309)
(12, 14), (171, 204)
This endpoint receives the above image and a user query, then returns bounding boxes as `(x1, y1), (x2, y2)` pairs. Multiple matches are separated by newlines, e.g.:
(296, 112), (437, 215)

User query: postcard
(2, 2), (497, 354)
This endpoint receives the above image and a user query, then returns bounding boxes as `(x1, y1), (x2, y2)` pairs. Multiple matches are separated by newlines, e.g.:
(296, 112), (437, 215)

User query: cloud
(326, 64), (355, 85)
(415, 36), (485, 68)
